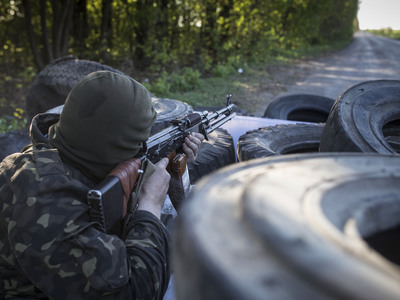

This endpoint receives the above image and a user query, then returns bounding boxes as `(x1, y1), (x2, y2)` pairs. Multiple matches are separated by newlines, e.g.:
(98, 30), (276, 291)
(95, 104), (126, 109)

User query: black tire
(188, 128), (235, 184)
(237, 124), (324, 161)
(264, 94), (335, 123)
(150, 97), (193, 134)
(319, 80), (400, 154)
(173, 153), (400, 300)
(0, 127), (30, 161)
(26, 55), (125, 122)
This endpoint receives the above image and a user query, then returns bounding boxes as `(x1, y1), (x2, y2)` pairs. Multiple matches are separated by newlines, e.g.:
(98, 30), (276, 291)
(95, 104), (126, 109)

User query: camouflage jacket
(0, 114), (171, 300)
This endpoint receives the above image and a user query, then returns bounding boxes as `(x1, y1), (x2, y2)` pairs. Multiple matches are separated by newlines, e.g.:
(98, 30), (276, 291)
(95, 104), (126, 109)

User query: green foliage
(212, 64), (236, 77)
(157, 39), (352, 112)
(1, 0), (359, 72)
(0, 108), (27, 133)
(19, 66), (36, 81)
(367, 29), (400, 40)
(144, 72), (171, 97)
(157, 74), (244, 109)
(0, 0), (359, 131)
(0, 65), (34, 133)
(211, 56), (247, 77)
(146, 68), (201, 97)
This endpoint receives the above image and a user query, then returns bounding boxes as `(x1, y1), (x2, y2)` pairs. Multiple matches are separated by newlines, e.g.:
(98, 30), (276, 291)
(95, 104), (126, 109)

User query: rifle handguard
(167, 152), (190, 211)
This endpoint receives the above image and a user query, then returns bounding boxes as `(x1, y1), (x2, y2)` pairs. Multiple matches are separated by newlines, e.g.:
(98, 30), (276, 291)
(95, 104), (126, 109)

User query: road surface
(280, 31), (400, 102)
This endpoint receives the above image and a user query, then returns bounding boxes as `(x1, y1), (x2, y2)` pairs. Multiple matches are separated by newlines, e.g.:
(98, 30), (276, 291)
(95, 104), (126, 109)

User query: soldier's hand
(137, 158), (170, 219)
(183, 132), (204, 163)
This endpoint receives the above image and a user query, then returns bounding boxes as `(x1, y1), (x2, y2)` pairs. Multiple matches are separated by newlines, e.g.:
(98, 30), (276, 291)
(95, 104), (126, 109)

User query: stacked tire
(188, 127), (235, 184)
(319, 80), (400, 154)
(173, 80), (400, 300)
(25, 55), (126, 122)
(263, 94), (335, 123)
(237, 123), (324, 161)
(237, 93), (333, 161)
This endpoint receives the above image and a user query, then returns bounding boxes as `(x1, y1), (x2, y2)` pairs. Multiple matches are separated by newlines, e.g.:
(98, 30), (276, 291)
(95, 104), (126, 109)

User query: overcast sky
(358, 0), (400, 29)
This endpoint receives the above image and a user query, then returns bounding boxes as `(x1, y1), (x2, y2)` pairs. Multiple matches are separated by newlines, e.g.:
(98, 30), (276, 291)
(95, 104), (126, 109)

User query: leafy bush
(367, 29), (400, 40)
(146, 67), (201, 97)
(212, 64), (235, 77)
(0, 108), (27, 133)
(144, 72), (171, 97)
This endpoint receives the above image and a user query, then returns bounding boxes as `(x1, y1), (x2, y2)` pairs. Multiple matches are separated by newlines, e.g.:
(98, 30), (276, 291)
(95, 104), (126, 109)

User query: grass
(146, 70), (249, 108)
(366, 29), (400, 40)
(143, 39), (350, 112)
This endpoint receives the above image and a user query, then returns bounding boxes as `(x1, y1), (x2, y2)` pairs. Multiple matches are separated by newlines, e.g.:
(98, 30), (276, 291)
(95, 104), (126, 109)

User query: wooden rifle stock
(87, 158), (143, 234)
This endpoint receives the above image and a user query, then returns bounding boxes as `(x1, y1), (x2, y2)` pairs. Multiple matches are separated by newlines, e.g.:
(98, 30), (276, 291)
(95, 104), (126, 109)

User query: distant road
(282, 31), (400, 100)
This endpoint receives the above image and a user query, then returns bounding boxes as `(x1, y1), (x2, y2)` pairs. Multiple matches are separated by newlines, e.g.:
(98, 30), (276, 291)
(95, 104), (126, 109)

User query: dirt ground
(241, 31), (400, 117)
(235, 61), (313, 116)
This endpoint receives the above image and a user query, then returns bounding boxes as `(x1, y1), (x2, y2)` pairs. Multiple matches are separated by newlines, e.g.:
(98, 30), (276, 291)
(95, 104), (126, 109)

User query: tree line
(1, 0), (359, 75)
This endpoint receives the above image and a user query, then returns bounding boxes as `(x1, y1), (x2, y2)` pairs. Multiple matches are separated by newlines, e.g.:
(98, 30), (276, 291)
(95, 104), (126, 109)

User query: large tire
(237, 124), (324, 161)
(264, 94), (335, 123)
(0, 127), (30, 161)
(319, 80), (400, 154)
(173, 153), (400, 300)
(150, 97), (193, 134)
(188, 128), (235, 184)
(26, 55), (125, 122)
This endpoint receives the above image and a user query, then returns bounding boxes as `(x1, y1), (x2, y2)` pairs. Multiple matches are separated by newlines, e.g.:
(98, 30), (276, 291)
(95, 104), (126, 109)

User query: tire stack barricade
(173, 80), (400, 300)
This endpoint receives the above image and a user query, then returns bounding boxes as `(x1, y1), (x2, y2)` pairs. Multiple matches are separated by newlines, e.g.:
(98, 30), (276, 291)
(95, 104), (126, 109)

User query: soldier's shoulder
(0, 149), (35, 174)
(0, 146), (65, 183)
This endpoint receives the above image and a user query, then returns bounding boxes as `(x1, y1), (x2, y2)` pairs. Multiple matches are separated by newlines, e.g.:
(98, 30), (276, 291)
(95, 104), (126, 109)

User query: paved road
(281, 31), (400, 101)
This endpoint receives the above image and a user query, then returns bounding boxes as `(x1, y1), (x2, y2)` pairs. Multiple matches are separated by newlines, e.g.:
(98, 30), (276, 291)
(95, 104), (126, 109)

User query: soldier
(0, 71), (203, 299)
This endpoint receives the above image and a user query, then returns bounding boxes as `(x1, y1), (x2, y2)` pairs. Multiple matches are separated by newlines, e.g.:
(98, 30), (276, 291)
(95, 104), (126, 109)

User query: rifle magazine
(87, 176), (125, 233)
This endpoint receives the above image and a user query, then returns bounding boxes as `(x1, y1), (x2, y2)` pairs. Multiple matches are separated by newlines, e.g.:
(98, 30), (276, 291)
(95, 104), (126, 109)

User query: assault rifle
(87, 95), (236, 234)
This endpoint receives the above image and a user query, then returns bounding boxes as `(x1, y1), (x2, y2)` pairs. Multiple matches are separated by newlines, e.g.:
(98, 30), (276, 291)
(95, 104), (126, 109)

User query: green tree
(1, 0), (359, 74)
(21, 0), (75, 70)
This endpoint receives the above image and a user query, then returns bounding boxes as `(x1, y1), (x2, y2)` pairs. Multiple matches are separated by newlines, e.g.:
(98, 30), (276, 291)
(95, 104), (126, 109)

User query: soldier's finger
(157, 157), (170, 169)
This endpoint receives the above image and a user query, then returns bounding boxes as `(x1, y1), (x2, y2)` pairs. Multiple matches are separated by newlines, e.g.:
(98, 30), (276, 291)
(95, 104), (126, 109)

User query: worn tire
(150, 97), (193, 134)
(188, 128), (235, 184)
(174, 153), (400, 300)
(0, 127), (30, 161)
(237, 124), (324, 161)
(26, 55), (125, 122)
(319, 80), (400, 154)
(264, 94), (335, 123)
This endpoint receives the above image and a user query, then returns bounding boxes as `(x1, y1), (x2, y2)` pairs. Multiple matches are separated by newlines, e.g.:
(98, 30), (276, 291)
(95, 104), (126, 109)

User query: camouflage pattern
(0, 114), (170, 299)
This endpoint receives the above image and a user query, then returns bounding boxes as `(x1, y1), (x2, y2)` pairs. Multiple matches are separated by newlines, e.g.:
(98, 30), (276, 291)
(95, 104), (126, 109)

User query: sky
(358, 0), (400, 30)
